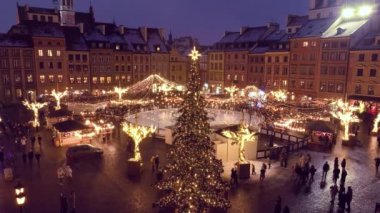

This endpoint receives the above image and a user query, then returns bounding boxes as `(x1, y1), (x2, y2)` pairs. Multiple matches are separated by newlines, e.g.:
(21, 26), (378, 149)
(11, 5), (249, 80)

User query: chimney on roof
(118, 25), (125, 35)
(240, 27), (248, 35)
(158, 28), (165, 40)
(140, 26), (147, 42)
(96, 24), (106, 35)
(336, 27), (345, 35)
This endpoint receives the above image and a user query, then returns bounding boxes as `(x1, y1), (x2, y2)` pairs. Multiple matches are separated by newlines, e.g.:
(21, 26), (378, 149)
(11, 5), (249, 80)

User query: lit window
(106, 76), (112, 84)
(56, 50), (61, 57)
(92, 77), (98, 84)
(115, 45), (120, 50)
(302, 41), (309, 47)
(77, 77), (81, 83)
(227, 74), (230, 80)
(48, 50), (53, 57)
(48, 75), (54, 83)
(27, 74), (33, 83)
(83, 77), (88, 83)
(58, 75), (63, 83)
(70, 77), (75, 84)
(39, 75), (45, 83)
(38, 49), (43, 57)
(100, 77), (105, 84)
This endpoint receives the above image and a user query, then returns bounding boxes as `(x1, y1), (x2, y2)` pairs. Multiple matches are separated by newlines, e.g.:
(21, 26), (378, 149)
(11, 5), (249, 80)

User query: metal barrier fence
(256, 128), (308, 159)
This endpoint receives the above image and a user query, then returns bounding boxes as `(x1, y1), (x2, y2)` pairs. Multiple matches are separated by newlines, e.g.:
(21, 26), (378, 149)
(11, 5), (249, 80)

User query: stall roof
(306, 120), (335, 133)
(48, 109), (73, 118)
(53, 120), (89, 132)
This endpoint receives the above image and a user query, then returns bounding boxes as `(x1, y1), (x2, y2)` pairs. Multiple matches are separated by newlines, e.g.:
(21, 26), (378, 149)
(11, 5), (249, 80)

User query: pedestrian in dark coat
(28, 149), (34, 164)
(154, 155), (160, 171)
(309, 165), (316, 182)
(340, 169), (347, 185)
(30, 136), (36, 149)
(375, 157), (380, 174)
(341, 158), (346, 169)
(60, 193), (68, 213)
(338, 190), (346, 212)
(274, 196), (282, 213)
(346, 186), (353, 211)
(322, 162), (330, 182)
(283, 206), (290, 213)
(37, 135), (42, 145)
(334, 157), (339, 169)
(22, 152), (27, 165)
(333, 167), (340, 185)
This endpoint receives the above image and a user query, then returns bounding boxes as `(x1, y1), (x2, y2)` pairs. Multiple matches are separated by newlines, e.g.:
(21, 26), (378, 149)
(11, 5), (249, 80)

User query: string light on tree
(270, 90), (287, 102)
(122, 122), (156, 161)
(330, 99), (362, 141)
(114, 86), (128, 101)
(23, 100), (47, 127)
(51, 89), (68, 110)
(156, 46), (230, 211)
(222, 124), (257, 163)
(372, 113), (380, 133)
(224, 86), (239, 100)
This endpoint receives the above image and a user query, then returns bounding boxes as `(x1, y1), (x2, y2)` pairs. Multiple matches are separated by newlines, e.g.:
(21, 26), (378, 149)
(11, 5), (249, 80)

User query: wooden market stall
(46, 109), (73, 128)
(52, 120), (93, 147)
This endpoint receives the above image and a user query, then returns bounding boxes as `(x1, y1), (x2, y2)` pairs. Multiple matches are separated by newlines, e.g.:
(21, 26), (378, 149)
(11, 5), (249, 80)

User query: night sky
(0, 0), (308, 44)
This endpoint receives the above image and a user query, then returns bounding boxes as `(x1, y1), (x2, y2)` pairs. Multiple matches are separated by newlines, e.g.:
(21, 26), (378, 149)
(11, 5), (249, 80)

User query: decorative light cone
(114, 86), (128, 101)
(225, 86), (239, 100)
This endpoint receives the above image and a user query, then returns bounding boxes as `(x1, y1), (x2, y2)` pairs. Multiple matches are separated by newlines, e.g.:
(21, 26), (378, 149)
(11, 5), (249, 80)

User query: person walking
(282, 206), (290, 213)
(150, 156), (156, 173)
(340, 169), (347, 186)
(309, 165), (316, 182)
(260, 164), (266, 181)
(330, 185), (338, 203)
(346, 186), (353, 211)
(22, 152), (27, 165)
(267, 157), (272, 169)
(322, 161), (330, 182)
(338, 188), (346, 212)
(30, 136), (36, 149)
(60, 193), (68, 213)
(70, 191), (76, 213)
(334, 157), (339, 169)
(333, 167), (340, 185)
(375, 157), (380, 174)
(0, 146), (4, 167)
(37, 135), (42, 146)
(154, 155), (160, 171)
(251, 163), (256, 175)
(341, 158), (346, 169)
(274, 196), (282, 213)
(28, 149), (34, 164)
(35, 146), (41, 166)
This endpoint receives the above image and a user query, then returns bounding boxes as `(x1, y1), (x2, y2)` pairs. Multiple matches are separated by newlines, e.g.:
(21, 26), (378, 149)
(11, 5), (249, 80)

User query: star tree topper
(188, 46), (201, 61)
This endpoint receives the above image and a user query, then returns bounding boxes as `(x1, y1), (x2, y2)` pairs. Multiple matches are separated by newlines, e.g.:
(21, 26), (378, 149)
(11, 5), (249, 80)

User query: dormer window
(115, 44), (120, 50)
(156, 46), (161, 52)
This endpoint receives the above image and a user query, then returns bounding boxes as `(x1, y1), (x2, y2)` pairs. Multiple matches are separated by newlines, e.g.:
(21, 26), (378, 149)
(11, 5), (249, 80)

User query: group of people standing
(325, 157), (353, 212)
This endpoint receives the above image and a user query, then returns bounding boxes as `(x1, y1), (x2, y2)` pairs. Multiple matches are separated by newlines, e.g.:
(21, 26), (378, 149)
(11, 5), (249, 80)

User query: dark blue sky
(1, 0), (308, 44)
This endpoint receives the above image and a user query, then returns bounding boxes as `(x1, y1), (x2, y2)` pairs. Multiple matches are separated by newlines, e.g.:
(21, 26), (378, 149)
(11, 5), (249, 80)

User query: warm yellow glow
(114, 86), (128, 101)
(15, 188), (24, 195)
(224, 86), (239, 99)
(122, 122), (156, 161)
(270, 90), (287, 102)
(222, 124), (256, 163)
(330, 99), (361, 141)
(51, 89), (68, 110)
(274, 118), (305, 133)
(342, 8), (355, 18)
(23, 100), (47, 127)
(359, 5), (372, 17)
(372, 113), (380, 133)
(188, 46), (201, 61)
(16, 197), (26, 205)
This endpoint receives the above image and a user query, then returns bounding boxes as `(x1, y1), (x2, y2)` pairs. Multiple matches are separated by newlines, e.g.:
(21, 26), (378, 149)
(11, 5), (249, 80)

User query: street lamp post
(15, 182), (26, 213)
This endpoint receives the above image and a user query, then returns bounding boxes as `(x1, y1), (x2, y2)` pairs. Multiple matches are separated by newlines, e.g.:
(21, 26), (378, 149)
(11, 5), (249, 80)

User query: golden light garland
(222, 124), (256, 163)
(372, 113), (380, 133)
(122, 122), (156, 161)
(51, 89), (68, 110)
(270, 90), (288, 102)
(224, 86), (239, 100)
(23, 100), (47, 127)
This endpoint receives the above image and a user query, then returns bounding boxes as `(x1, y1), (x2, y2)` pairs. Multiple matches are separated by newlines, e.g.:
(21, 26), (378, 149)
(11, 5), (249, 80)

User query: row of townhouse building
(0, 1), (193, 103)
(206, 0), (380, 102)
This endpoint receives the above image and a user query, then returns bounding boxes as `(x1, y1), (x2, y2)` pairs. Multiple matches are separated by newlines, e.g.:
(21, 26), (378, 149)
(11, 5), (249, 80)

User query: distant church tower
(59, 0), (75, 26)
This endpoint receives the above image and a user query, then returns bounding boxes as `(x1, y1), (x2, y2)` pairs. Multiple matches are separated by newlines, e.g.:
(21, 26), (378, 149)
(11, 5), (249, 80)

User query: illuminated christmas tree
(156, 47), (230, 211)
